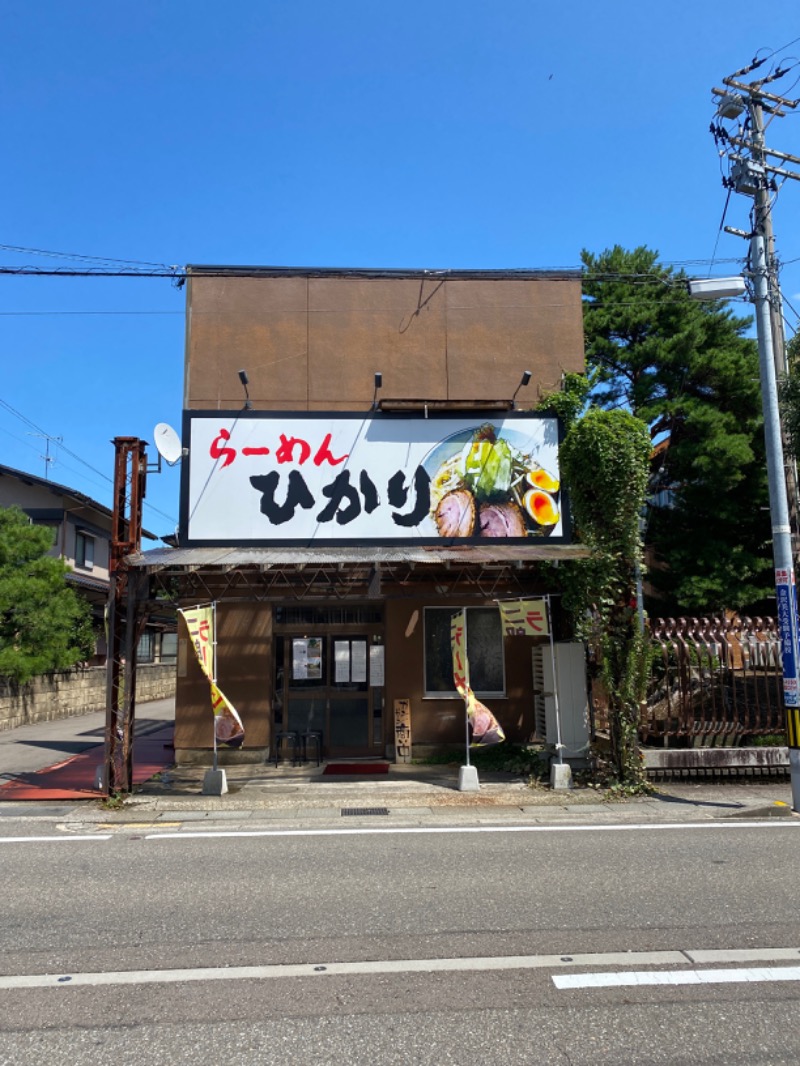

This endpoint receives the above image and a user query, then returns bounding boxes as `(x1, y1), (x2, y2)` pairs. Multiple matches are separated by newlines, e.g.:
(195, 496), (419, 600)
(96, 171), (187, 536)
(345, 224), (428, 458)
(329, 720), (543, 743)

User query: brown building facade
(140, 266), (587, 763)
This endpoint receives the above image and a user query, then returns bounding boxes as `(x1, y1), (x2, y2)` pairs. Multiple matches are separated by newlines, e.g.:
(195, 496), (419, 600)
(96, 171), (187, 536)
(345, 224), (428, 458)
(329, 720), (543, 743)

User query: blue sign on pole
(776, 568), (800, 707)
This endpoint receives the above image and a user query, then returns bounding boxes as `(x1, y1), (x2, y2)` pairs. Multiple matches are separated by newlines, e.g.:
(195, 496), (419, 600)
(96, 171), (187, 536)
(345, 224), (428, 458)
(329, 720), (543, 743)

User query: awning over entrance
(127, 543), (590, 603)
(128, 543), (590, 573)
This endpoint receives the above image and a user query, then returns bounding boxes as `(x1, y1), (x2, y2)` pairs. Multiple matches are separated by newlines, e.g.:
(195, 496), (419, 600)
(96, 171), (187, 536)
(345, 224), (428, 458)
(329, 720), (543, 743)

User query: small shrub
(416, 743), (548, 776)
(750, 733), (787, 747)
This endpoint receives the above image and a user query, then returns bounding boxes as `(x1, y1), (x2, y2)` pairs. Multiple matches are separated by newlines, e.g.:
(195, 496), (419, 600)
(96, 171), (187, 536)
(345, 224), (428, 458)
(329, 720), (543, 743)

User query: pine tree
(779, 331), (800, 457)
(0, 506), (95, 684)
(582, 245), (771, 614)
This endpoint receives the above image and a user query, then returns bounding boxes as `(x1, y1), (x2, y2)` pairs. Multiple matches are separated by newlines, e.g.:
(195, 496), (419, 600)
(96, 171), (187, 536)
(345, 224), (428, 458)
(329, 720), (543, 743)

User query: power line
(142, 500), (178, 527)
(0, 396), (178, 525)
(761, 35), (800, 62)
(0, 397), (111, 484)
(0, 243), (174, 268)
(0, 309), (185, 316)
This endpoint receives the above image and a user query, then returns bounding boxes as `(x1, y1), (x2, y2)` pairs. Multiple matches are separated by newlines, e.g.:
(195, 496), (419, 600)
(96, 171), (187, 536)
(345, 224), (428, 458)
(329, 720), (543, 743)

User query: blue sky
(1, 1), (799, 536)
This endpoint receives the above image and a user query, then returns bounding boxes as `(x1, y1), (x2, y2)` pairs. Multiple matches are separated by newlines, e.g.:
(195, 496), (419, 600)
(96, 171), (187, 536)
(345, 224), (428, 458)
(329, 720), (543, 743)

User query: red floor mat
(322, 762), (390, 776)
(0, 729), (174, 801)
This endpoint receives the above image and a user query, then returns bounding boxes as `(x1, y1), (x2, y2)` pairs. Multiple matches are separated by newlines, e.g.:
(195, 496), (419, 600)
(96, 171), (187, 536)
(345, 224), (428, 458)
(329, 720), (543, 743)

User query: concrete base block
(458, 765), (480, 792)
(202, 769), (229, 796)
(550, 761), (573, 790)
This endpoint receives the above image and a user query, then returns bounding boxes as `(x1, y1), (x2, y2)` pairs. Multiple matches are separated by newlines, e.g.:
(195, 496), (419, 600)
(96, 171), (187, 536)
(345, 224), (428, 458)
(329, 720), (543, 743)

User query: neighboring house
(0, 463), (174, 666)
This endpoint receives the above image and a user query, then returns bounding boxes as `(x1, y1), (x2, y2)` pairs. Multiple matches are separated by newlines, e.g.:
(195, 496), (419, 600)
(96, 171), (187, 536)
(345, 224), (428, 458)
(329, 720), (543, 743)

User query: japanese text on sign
(775, 568), (800, 708)
(184, 413), (566, 545)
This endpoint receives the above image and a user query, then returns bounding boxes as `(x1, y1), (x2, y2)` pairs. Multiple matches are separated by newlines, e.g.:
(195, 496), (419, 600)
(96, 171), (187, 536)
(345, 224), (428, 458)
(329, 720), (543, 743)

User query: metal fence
(642, 616), (785, 746)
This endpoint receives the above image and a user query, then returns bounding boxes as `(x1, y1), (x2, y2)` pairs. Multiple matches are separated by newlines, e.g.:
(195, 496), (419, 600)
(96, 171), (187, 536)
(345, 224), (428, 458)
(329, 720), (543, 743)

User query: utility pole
(710, 60), (800, 810)
(711, 65), (800, 547)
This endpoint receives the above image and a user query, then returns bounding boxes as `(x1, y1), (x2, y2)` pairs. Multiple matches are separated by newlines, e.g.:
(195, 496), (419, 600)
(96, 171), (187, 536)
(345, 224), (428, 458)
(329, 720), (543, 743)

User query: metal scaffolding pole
(103, 437), (147, 795)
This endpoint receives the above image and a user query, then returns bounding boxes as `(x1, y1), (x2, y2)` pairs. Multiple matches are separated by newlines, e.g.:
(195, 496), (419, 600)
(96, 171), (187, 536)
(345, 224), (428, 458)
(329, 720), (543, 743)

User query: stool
(273, 730), (301, 767)
(302, 730), (323, 766)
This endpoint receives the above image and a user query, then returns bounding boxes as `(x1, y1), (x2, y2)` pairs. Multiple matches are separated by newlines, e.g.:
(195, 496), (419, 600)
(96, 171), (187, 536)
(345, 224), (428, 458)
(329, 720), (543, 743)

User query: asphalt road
(3, 818), (800, 1064)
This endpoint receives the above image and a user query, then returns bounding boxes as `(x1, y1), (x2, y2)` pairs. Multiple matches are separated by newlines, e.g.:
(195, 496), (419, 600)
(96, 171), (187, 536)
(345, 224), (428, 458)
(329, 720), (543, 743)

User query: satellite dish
(153, 423), (183, 466)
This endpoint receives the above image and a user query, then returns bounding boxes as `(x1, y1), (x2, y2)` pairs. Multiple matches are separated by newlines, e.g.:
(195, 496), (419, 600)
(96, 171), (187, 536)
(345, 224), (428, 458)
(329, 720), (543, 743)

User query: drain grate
(341, 807), (390, 817)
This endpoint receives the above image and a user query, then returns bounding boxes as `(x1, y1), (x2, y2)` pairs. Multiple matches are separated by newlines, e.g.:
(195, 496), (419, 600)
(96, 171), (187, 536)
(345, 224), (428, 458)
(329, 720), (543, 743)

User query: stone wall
(0, 664), (176, 732)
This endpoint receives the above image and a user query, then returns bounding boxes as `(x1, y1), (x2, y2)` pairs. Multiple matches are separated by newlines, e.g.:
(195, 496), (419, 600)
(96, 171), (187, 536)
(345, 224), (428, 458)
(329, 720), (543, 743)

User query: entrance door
(278, 634), (384, 757)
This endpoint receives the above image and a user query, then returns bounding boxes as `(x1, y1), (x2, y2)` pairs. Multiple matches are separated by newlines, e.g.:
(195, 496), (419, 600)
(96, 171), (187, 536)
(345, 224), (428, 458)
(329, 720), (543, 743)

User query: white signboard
(292, 638), (309, 680)
(351, 640), (367, 683)
(182, 412), (567, 545)
(369, 645), (385, 687)
(334, 640), (350, 683)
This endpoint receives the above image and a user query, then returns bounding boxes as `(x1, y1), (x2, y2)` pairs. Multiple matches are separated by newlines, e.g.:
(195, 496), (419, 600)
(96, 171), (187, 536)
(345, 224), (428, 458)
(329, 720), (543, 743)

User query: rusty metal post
(103, 438), (148, 795)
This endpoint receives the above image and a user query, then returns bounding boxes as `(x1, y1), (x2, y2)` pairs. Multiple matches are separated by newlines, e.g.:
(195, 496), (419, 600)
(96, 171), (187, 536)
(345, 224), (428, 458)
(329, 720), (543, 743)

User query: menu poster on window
(334, 640), (350, 683)
(292, 639), (308, 679)
(351, 641), (367, 683)
(293, 637), (323, 680)
(306, 638), (322, 679)
(369, 645), (385, 687)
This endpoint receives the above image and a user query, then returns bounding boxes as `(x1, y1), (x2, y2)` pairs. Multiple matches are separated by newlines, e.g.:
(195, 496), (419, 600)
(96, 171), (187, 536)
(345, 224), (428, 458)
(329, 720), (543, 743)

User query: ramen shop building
(138, 267), (587, 764)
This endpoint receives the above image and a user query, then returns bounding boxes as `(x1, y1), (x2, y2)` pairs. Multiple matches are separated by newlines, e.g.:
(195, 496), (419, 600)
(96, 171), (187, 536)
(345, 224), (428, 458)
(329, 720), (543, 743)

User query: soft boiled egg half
(523, 489), (559, 527)
(526, 467), (560, 493)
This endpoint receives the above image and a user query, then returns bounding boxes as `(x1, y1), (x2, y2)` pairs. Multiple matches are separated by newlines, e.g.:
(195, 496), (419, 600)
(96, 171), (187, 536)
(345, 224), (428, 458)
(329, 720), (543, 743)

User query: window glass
(160, 632), (178, 663)
(75, 530), (95, 570)
(137, 631), (155, 663)
(423, 607), (505, 696)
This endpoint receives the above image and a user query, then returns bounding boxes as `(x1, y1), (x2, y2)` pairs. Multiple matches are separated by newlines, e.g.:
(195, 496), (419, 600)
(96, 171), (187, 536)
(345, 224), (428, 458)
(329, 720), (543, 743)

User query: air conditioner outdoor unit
(532, 642), (591, 765)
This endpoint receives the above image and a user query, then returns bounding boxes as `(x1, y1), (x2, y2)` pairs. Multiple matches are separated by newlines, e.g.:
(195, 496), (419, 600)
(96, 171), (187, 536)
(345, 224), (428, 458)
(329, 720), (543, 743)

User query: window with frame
(159, 632), (178, 664)
(75, 529), (95, 570)
(423, 607), (505, 697)
(137, 631), (155, 664)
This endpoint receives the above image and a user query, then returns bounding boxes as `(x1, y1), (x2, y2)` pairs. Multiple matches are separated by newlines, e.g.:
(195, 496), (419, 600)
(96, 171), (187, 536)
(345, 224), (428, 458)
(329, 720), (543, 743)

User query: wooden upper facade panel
(184, 268), (585, 411)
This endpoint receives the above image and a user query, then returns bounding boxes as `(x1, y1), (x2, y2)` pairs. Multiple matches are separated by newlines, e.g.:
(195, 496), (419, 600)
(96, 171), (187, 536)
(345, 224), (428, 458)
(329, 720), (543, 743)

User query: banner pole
(212, 600), (218, 774)
(546, 595), (564, 765)
(463, 609), (471, 767)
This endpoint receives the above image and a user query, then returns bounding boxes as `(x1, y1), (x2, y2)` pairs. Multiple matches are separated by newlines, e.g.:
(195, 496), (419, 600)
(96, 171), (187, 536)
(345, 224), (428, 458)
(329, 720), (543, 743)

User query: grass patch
(750, 733), (787, 747)
(416, 743), (549, 777)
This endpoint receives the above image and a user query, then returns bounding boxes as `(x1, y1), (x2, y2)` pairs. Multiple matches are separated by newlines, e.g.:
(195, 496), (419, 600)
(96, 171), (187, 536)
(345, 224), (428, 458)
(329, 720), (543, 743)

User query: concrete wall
(0, 663), (176, 732)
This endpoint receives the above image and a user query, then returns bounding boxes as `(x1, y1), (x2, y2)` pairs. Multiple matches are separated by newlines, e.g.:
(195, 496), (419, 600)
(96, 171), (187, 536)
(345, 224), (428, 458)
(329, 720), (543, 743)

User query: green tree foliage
(535, 370), (593, 429)
(779, 331), (800, 457)
(560, 408), (652, 786)
(0, 506), (95, 684)
(582, 245), (770, 614)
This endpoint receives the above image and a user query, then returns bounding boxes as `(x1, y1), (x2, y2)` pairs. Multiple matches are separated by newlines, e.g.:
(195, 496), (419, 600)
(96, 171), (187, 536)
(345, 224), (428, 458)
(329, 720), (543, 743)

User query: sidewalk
(0, 699), (175, 801)
(0, 702), (795, 826)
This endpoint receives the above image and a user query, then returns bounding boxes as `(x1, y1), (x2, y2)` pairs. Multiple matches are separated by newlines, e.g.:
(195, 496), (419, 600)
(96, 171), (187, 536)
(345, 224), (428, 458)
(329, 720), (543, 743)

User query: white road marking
(0, 821), (797, 847)
(554, 966), (800, 989)
(0, 835), (112, 844)
(143, 821), (800, 840)
(2, 949), (800, 991)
